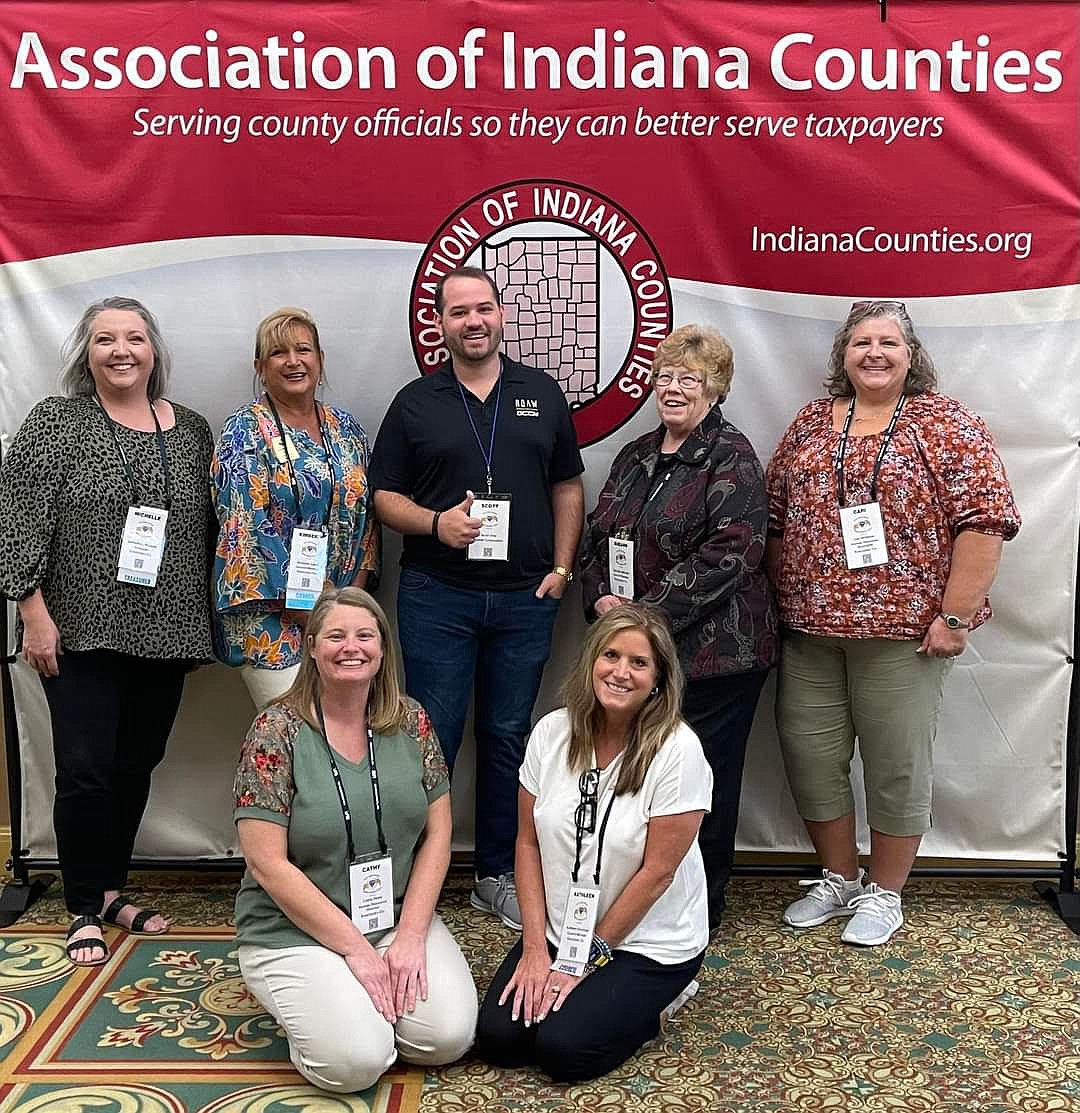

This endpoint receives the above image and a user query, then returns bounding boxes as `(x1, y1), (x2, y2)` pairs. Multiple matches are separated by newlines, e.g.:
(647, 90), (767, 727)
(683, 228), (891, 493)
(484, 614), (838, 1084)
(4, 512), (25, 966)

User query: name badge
(839, 502), (889, 569)
(468, 493), (511, 562)
(117, 505), (168, 587)
(349, 852), (395, 935)
(608, 536), (635, 600)
(285, 527), (328, 609)
(552, 883), (600, 976)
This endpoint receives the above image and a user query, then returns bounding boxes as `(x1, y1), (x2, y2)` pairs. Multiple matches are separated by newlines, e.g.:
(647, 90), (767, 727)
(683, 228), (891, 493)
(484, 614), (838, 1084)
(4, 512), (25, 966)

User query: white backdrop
(1, 239), (1075, 864)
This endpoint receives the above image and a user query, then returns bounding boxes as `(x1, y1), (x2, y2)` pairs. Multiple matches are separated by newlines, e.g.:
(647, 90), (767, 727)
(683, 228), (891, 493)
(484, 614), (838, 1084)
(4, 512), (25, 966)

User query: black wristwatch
(939, 612), (970, 630)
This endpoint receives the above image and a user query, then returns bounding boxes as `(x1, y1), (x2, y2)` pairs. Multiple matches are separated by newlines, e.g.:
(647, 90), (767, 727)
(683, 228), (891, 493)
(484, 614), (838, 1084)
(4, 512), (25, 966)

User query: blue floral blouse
(211, 399), (380, 669)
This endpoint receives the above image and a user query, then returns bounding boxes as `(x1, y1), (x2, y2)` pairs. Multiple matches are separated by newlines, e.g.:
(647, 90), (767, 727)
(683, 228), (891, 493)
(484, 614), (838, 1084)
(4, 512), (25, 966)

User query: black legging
(476, 938), (704, 1082)
(41, 648), (187, 915)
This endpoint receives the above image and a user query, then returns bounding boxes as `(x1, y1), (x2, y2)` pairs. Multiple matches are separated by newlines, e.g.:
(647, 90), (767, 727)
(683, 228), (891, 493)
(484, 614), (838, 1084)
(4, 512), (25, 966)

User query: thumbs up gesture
(437, 490), (483, 549)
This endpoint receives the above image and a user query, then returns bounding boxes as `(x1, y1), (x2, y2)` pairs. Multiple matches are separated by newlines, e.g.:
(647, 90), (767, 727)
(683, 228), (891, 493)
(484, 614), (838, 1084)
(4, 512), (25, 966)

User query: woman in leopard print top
(0, 296), (215, 968)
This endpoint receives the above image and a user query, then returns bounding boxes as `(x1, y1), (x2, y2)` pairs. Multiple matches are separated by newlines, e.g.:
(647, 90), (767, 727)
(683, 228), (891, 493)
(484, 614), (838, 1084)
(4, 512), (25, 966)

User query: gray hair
(59, 296), (172, 400)
(825, 299), (936, 397)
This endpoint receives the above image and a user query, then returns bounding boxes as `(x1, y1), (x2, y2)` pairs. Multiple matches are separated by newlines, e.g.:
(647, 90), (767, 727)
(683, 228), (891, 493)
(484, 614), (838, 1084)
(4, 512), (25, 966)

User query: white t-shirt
(520, 708), (713, 965)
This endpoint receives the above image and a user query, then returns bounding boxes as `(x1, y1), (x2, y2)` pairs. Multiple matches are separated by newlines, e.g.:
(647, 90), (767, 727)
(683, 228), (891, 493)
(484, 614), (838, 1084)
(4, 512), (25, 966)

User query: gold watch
(553, 565), (574, 583)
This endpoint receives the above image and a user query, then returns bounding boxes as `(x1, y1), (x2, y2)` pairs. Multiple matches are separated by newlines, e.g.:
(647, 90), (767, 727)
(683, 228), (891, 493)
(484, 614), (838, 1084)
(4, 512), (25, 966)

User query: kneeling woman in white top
(233, 587), (476, 1093)
(475, 602), (711, 1082)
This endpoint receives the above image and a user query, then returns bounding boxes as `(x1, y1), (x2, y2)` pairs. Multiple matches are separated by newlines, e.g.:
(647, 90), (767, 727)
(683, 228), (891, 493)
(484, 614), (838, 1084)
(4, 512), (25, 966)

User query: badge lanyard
(833, 394), (906, 508)
(456, 372), (503, 495)
(554, 766), (618, 976)
(315, 700), (388, 860)
(95, 395), (173, 509)
(606, 456), (676, 599)
(263, 392), (337, 530)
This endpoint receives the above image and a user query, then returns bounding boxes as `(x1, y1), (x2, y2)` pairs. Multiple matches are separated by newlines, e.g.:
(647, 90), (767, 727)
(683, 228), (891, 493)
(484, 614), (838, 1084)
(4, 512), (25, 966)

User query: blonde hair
(274, 587), (409, 734)
(253, 306), (325, 386)
(561, 603), (685, 796)
(651, 324), (734, 403)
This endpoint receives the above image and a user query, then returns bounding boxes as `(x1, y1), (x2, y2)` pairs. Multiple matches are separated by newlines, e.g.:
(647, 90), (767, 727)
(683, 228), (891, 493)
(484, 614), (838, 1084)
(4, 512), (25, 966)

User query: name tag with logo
(117, 505), (168, 587)
(608, 536), (635, 599)
(552, 883), (600, 976)
(349, 852), (395, 935)
(285, 527), (328, 609)
(468, 494), (511, 561)
(839, 502), (889, 569)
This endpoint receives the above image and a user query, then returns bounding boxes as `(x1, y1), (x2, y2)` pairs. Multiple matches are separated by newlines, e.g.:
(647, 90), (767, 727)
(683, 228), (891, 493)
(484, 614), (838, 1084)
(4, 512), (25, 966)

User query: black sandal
(103, 896), (168, 935)
(66, 915), (109, 967)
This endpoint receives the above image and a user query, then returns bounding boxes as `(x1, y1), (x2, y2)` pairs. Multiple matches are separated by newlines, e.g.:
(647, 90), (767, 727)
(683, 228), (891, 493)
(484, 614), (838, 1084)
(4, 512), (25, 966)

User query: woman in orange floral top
(212, 307), (379, 709)
(765, 300), (1020, 947)
(233, 586), (476, 1093)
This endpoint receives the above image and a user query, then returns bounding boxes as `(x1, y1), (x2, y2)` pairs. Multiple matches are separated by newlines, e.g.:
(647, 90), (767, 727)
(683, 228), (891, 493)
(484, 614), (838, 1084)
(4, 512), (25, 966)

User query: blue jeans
(396, 568), (560, 877)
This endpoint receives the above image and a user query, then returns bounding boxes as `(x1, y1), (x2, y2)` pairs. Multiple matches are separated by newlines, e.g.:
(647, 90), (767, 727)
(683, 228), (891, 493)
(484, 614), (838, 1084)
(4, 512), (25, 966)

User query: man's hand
(437, 491), (483, 549)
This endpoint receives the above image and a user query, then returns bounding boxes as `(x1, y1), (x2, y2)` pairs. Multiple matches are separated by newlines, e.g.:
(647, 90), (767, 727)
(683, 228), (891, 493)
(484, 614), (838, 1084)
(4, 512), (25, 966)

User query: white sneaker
(662, 978), (700, 1020)
(783, 869), (866, 928)
(840, 883), (904, 946)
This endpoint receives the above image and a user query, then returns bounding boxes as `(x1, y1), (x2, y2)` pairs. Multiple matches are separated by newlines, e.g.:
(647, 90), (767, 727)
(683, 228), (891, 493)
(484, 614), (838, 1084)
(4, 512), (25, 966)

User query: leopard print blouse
(0, 395), (216, 659)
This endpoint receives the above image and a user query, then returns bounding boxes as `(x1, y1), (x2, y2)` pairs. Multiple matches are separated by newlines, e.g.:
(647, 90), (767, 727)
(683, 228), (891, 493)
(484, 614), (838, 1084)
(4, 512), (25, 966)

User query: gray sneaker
(840, 883), (904, 946)
(471, 873), (522, 931)
(783, 868), (866, 928)
(662, 978), (700, 1021)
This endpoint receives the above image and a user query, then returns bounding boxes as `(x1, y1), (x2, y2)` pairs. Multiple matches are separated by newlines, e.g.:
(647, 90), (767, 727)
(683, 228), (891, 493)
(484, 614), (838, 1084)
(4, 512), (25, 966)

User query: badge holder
(608, 534), (635, 599)
(117, 505), (169, 587)
(552, 883), (600, 976)
(839, 502), (889, 569)
(468, 493), (511, 561)
(349, 850), (395, 936)
(285, 527), (329, 609)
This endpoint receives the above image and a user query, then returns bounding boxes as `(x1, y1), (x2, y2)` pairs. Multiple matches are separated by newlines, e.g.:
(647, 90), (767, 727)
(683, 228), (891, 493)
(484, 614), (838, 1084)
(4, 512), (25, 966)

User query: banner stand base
(0, 874), (56, 928)
(1033, 880), (1080, 937)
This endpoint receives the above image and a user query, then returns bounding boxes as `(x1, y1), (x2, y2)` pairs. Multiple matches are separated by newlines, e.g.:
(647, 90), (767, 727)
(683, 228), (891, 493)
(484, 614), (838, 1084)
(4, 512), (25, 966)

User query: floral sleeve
(403, 698), (450, 801)
(233, 705), (301, 823)
(765, 403), (818, 536)
(211, 406), (289, 613)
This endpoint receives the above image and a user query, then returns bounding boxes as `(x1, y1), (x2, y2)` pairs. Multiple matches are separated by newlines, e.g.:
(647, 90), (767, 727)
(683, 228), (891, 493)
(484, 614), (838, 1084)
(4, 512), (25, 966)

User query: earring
(650, 686), (659, 697)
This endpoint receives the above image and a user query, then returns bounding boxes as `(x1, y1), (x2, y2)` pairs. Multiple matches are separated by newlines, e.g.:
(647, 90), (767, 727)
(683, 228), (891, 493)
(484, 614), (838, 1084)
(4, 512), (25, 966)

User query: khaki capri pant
(776, 632), (952, 837)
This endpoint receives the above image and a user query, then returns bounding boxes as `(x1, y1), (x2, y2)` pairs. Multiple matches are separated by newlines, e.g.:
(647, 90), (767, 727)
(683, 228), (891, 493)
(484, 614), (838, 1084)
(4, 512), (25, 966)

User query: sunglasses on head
(848, 299), (910, 321)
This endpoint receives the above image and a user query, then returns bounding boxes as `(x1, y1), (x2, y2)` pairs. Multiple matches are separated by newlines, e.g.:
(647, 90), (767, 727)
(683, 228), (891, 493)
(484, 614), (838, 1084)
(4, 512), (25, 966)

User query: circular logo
(409, 179), (672, 448)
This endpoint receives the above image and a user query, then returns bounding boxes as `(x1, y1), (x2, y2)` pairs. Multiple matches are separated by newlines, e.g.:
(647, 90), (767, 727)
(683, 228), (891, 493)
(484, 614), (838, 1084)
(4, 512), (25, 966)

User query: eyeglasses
(575, 768), (600, 835)
(652, 372), (705, 390)
(848, 300), (910, 320)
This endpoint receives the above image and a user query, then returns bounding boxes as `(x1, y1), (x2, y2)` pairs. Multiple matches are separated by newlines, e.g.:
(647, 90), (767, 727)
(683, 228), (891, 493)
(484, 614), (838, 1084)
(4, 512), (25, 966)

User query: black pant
(683, 669), (770, 930)
(40, 649), (187, 916)
(476, 939), (704, 1082)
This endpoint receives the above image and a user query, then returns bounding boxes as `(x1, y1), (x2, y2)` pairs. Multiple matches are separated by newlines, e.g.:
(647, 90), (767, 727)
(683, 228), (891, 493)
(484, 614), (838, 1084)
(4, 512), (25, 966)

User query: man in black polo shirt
(370, 265), (585, 930)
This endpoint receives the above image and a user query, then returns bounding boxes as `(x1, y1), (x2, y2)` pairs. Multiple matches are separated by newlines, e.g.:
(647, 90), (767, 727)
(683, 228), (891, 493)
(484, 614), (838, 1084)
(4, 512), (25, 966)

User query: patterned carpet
(2, 872), (1079, 1112)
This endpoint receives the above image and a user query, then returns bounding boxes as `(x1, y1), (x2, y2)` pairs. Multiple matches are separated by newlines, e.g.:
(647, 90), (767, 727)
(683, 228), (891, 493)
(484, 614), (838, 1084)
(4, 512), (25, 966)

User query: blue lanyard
(456, 371), (503, 495)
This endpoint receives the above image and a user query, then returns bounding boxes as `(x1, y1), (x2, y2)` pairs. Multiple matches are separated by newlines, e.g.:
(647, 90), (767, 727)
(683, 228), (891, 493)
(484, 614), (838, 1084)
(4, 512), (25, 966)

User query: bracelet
(588, 934), (613, 967)
(431, 510), (442, 540)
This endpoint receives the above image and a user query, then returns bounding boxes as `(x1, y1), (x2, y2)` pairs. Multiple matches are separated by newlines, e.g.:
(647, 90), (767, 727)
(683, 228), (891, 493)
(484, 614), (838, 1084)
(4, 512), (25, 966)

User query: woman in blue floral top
(211, 307), (379, 707)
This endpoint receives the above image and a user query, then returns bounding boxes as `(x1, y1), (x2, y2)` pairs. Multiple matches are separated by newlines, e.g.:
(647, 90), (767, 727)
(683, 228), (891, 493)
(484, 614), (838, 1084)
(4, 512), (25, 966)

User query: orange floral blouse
(766, 394), (1020, 639)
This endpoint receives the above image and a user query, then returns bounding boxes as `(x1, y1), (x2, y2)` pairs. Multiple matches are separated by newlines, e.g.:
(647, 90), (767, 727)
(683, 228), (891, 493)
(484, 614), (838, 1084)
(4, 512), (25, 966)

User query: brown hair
(275, 587), (409, 734)
(561, 603), (685, 796)
(651, 323), (734, 403)
(825, 300), (936, 397)
(434, 266), (501, 313)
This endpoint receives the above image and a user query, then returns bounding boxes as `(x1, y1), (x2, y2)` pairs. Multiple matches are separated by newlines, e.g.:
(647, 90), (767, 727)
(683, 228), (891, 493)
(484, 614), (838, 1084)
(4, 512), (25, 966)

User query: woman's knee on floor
(533, 1023), (631, 1083)
(290, 1026), (396, 1093)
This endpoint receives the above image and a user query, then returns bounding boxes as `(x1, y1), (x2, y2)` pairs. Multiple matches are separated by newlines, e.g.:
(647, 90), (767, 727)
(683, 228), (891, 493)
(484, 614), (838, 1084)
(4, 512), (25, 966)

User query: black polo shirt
(370, 356), (584, 591)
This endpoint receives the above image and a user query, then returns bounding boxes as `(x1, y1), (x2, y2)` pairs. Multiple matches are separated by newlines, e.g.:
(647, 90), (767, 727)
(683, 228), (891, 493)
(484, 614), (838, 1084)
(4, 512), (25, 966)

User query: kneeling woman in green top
(233, 586), (477, 1093)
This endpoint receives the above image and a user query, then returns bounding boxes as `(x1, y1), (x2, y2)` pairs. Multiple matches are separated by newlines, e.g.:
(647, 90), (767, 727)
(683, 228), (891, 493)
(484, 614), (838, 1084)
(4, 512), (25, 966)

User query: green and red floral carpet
(2, 873), (1079, 1112)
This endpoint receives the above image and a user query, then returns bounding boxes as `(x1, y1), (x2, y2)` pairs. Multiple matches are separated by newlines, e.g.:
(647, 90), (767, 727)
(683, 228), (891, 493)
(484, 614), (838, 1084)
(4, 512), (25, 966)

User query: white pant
(240, 662), (300, 711)
(239, 915), (477, 1093)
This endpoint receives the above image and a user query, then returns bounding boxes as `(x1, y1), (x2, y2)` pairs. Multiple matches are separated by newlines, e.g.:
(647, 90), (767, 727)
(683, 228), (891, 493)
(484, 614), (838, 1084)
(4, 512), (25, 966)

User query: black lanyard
(834, 394), (906, 507)
(263, 393), (337, 530)
(95, 395), (172, 509)
(456, 371), (503, 494)
(315, 701), (387, 860)
(572, 773), (618, 887)
(612, 455), (677, 541)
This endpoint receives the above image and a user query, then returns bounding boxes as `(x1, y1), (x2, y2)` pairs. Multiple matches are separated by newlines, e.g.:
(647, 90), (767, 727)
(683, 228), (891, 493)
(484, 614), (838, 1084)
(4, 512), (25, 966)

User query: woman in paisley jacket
(211, 307), (379, 710)
(0, 296), (215, 967)
(580, 323), (777, 931)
